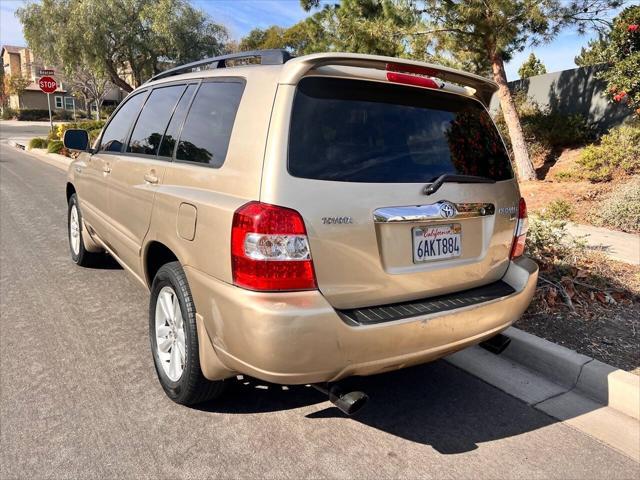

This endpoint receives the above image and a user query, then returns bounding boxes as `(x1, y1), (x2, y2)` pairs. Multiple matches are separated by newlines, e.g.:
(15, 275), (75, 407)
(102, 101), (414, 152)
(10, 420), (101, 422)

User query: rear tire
(68, 194), (101, 267)
(149, 261), (226, 405)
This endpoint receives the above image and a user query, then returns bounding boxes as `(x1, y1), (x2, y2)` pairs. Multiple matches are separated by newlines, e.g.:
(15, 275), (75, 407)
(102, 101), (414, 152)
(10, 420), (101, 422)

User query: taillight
(510, 197), (528, 259)
(231, 201), (317, 291)
(386, 62), (443, 89)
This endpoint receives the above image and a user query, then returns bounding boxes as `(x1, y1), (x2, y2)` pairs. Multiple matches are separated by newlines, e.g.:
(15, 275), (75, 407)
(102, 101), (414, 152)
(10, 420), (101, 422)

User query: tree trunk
(491, 54), (537, 181)
(104, 60), (133, 93)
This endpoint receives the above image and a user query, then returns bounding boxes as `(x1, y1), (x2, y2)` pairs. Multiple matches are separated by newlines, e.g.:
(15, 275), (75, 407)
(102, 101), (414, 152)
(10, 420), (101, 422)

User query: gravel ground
(517, 301), (640, 375)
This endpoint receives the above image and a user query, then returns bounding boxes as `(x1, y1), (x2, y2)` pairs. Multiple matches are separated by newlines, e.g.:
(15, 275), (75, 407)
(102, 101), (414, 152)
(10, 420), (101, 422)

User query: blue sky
(0, 0), (621, 80)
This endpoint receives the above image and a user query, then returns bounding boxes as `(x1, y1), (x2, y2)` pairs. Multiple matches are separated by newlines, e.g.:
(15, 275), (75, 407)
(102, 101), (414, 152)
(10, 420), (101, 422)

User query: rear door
(262, 77), (520, 309)
(107, 83), (193, 274)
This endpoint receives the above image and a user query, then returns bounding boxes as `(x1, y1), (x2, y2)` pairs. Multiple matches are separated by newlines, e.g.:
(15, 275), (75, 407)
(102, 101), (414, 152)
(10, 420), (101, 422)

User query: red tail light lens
(510, 197), (528, 259)
(231, 201), (317, 291)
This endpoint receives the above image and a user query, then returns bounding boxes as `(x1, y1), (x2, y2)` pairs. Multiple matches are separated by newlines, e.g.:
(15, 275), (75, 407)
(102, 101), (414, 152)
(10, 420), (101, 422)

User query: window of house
(54, 96), (63, 108)
(175, 81), (244, 167)
(64, 97), (74, 110)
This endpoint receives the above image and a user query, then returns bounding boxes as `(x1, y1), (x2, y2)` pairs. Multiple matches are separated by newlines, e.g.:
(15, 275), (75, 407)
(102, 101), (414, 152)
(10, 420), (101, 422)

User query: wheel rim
(155, 286), (186, 382)
(69, 204), (80, 255)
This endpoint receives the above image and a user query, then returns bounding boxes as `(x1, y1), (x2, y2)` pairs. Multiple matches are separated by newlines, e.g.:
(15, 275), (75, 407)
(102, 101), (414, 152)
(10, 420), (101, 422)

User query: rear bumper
(186, 256), (538, 384)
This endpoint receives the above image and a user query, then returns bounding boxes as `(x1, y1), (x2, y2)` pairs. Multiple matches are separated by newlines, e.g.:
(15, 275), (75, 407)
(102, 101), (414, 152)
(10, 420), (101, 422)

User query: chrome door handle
(102, 165), (111, 174)
(144, 173), (159, 184)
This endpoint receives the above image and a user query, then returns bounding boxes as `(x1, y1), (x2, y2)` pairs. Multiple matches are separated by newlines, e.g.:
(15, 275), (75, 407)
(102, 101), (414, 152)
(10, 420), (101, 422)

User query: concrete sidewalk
(567, 223), (640, 265)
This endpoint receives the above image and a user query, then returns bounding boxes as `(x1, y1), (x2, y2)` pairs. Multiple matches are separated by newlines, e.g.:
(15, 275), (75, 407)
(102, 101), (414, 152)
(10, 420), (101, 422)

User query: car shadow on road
(196, 360), (557, 454)
(87, 254), (123, 270)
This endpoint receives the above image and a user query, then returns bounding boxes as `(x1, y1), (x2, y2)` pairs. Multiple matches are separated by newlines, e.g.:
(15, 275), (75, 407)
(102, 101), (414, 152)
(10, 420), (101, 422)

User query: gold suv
(64, 50), (538, 411)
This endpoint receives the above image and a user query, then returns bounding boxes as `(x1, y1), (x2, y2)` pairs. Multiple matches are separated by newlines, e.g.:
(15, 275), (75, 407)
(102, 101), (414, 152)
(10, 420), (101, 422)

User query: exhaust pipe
(313, 383), (369, 415)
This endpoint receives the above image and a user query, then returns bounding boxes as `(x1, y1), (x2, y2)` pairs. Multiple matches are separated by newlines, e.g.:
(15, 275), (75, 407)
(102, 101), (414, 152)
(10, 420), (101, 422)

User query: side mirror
(63, 129), (89, 151)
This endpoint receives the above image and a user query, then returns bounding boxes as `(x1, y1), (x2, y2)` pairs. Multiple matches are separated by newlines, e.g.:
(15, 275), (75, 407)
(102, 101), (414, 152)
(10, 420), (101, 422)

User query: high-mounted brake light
(386, 62), (443, 89)
(510, 197), (528, 259)
(231, 202), (317, 291)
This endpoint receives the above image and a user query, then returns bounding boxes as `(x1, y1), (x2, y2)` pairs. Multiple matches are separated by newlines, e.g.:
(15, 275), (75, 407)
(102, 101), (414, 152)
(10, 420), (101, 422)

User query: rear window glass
(176, 81), (244, 167)
(127, 84), (186, 156)
(288, 77), (513, 182)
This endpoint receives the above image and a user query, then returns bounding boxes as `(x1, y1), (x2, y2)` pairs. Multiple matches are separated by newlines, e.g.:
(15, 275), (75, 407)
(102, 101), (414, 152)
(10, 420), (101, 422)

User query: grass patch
(47, 140), (64, 154)
(28, 137), (48, 149)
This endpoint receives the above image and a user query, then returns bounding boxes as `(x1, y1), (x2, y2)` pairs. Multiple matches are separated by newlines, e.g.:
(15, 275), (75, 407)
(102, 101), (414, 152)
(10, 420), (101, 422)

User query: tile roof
(1, 45), (27, 54)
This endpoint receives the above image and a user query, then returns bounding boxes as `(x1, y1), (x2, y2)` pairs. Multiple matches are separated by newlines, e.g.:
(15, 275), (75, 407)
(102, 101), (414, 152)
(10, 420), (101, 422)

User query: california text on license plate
(412, 224), (462, 263)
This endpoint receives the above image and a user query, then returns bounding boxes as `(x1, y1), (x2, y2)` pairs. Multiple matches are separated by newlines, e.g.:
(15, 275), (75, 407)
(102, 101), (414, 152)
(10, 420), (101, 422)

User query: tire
(149, 261), (226, 405)
(68, 193), (101, 266)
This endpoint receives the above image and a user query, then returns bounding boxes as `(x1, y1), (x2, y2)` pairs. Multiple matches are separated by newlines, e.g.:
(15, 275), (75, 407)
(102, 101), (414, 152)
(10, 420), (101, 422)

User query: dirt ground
(517, 245), (640, 375)
(519, 148), (625, 225)
(518, 303), (639, 375)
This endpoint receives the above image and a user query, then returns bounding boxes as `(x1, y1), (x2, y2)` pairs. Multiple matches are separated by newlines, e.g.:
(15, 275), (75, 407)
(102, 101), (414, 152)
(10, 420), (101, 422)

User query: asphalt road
(0, 120), (54, 141)
(1, 136), (638, 479)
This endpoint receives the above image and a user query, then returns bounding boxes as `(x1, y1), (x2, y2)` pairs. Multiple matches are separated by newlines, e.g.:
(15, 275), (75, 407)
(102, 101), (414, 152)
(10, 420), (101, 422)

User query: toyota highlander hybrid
(63, 50), (538, 413)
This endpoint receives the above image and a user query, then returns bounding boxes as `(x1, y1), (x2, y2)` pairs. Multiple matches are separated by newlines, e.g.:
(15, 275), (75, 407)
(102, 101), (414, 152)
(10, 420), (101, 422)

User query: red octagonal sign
(38, 76), (57, 94)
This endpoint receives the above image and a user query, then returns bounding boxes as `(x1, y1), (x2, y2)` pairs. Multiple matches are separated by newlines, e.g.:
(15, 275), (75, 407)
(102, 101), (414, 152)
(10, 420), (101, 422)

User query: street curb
(500, 327), (639, 420)
(447, 328), (639, 460)
(8, 138), (72, 171)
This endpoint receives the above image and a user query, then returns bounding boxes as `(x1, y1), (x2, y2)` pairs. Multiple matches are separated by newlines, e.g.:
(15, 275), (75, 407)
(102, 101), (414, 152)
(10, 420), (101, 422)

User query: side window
(127, 85), (186, 156)
(99, 92), (147, 152)
(158, 84), (197, 158)
(176, 81), (244, 167)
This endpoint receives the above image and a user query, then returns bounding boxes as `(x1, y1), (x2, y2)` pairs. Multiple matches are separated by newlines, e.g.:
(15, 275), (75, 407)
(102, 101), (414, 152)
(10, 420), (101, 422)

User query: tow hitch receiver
(480, 333), (512, 355)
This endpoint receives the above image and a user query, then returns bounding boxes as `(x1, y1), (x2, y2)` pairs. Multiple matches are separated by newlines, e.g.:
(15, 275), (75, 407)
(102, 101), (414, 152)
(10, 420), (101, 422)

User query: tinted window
(158, 84), (197, 158)
(127, 85), (186, 156)
(99, 92), (147, 152)
(289, 77), (513, 182)
(176, 81), (244, 167)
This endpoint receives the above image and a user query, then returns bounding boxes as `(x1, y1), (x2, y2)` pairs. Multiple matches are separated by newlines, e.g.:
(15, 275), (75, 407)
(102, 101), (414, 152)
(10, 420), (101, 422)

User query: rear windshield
(288, 77), (513, 183)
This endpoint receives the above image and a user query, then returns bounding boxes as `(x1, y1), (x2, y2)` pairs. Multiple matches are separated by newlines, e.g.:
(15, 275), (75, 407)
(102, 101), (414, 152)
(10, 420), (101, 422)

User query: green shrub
(16, 109), (51, 121)
(595, 179), (640, 233)
(544, 199), (574, 220)
(50, 120), (105, 141)
(494, 91), (594, 166)
(47, 140), (64, 154)
(1, 107), (16, 120)
(577, 123), (640, 182)
(28, 137), (48, 149)
(53, 110), (73, 121)
(526, 215), (586, 262)
(553, 171), (577, 181)
(88, 128), (102, 144)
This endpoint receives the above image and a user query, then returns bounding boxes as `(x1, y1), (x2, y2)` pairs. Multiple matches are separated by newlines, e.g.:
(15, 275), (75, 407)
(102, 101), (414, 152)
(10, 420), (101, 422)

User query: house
(1, 44), (126, 115)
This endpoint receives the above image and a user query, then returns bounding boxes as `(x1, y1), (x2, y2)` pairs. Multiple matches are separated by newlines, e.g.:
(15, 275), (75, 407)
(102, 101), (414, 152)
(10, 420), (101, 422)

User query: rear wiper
(424, 174), (495, 196)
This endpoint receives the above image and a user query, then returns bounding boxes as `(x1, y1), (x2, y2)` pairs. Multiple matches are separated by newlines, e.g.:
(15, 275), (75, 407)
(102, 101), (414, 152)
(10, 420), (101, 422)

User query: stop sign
(38, 76), (57, 94)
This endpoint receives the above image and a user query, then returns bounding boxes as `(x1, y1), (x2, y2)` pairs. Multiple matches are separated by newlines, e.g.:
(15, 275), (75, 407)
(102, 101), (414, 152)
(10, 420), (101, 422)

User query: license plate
(413, 224), (462, 263)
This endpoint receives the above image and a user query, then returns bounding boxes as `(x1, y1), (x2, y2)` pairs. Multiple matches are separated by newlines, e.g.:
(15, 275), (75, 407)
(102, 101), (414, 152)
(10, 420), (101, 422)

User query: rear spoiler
(279, 53), (498, 107)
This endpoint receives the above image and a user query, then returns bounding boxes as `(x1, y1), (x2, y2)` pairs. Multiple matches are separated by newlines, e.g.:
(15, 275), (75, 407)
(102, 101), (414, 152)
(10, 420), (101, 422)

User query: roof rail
(146, 49), (293, 84)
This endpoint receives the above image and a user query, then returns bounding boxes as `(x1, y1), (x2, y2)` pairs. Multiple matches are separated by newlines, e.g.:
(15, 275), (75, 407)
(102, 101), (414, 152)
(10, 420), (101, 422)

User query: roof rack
(146, 49), (293, 84)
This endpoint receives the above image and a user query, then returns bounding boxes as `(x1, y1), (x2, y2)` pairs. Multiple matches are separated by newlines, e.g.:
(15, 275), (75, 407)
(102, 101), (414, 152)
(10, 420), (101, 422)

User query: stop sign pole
(38, 76), (58, 132)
